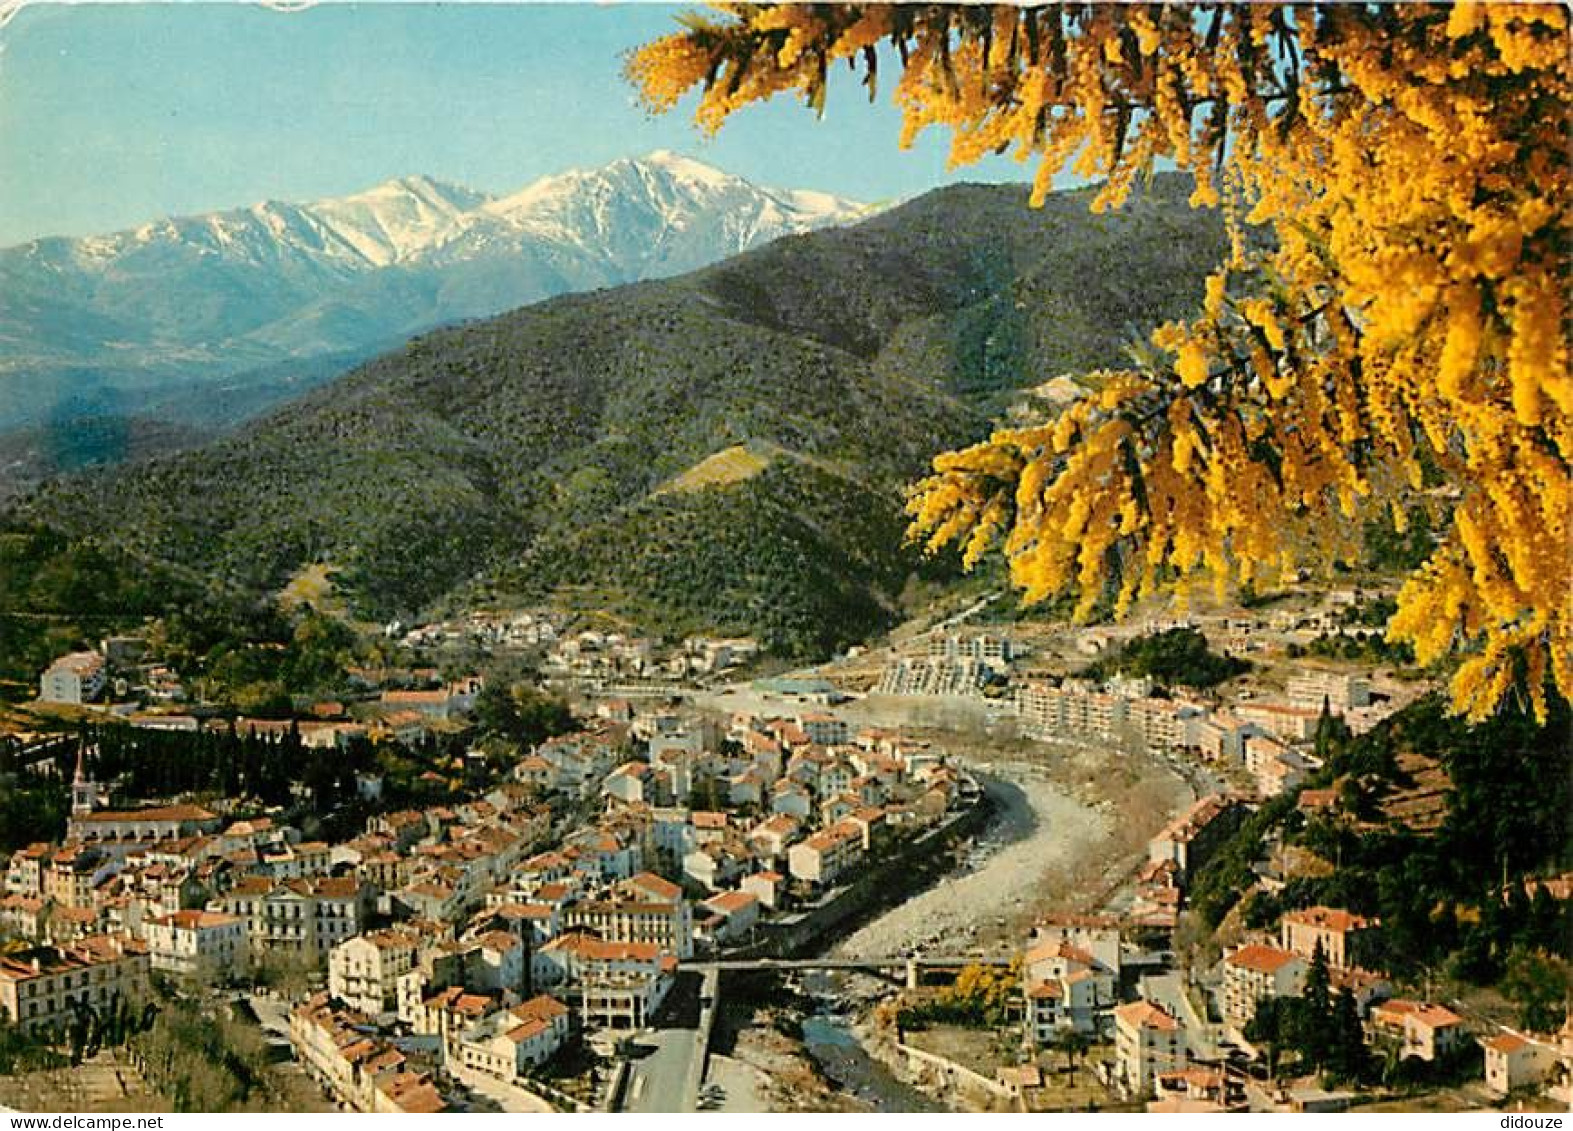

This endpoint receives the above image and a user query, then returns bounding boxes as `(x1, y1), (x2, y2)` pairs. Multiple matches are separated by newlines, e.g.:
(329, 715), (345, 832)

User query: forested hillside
(15, 175), (1225, 656)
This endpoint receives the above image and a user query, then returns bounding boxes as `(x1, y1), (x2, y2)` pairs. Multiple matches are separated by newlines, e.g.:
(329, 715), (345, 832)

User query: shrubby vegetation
(510, 460), (939, 657)
(131, 1000), (283, 1112)
(0, 1020), (68, 1075)
(1246, 948), (1368, 1084)
(1081, 626), (1249, 690)
(1286, 631), (1415, 668)
(474, 679), (574, 748)
(0, 775), (68, 855)
(893, 960), (1022, 1030)
(65, 724), (372, 812)
(0, 524), (194, 699)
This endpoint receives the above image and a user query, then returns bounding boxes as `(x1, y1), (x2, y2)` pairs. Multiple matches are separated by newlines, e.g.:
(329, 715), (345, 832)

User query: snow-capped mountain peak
(476, 151), (867, 270)
(0, 153), (874, 432)
(301, 174), (493, 266)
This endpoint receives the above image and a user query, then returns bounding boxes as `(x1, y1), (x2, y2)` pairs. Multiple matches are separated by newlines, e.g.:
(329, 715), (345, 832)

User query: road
(451, 1064), (554, 1113)
(624, 1027), (701, 1114)
(246, 993), (293, 1040)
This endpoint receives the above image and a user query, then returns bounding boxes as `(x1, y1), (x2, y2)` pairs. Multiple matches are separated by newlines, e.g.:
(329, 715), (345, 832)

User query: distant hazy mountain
(20, 175), (1227, 656)
(0, 152), (869, 447)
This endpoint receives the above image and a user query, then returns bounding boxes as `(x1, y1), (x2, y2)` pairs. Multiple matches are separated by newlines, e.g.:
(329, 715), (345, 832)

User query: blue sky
(0, 2), (1034, 247)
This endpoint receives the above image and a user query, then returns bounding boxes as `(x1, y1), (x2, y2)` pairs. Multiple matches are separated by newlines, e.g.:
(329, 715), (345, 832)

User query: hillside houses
(291, 994), (450, 1113)
(1280, 906), (1382, 971)
(1113, 1000), (1188, 1097)
(1221, 945), (1308, 1027)
(1023, 937), (1118, 1040)
(1148, 794), (1248, 885)
(40, 651), (108, 705)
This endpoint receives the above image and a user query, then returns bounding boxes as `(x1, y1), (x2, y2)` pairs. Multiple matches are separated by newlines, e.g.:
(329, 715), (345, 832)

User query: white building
(530, 933), (676, 1031)
(40, 652), (107, 705)
(1287, 669), (1371, 714)
(1369, 999), (1466, 1063)
(1023, 939), (1117, 1039)
(145, 910), (248, 981)
(1114, 999), (1188, 1098)
(1221, 945), (1307, 1027)
(699, 890), (760, 945)
(455, 995), (571, 1081)
(215, 875), (366, 966)
(786, 821), (864, 887)
(328, 928), (422, 1016)
(1483, 1032), (1560, 1096)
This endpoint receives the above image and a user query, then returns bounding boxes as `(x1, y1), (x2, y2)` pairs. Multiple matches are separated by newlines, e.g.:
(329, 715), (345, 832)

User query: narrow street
(623, 1027), (702, 1114)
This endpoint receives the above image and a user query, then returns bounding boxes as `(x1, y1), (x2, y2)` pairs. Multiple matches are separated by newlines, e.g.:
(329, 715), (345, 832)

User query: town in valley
(0, 1), (1568, 1119)
(2, 580), (1568, 1113)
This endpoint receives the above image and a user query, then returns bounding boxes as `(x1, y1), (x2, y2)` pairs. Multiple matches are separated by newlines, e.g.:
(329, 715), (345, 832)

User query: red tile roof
(1227, 945), (1302, 975)
(1115, 1000), (1180, 1032)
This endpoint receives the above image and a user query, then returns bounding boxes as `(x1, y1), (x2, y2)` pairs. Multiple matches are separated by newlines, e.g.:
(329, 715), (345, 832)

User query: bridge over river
(686, 953), (1012, 989)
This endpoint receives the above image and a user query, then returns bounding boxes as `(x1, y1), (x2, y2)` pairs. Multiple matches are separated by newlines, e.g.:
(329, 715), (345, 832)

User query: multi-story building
(66, 804), (222, 848)
(1482, 1033), (1560, 1096)
(530, 933), (676, 1030)
(1280, 907), (1381, 971)
(1245, 735), (1310, 797)
(698, 890), (760, 946)
(1127, 697), (1201, 752)
(328, 928), (422, 1016)
(561, 897), (693, 961)
(5, 843), (53, 897)
(40, 652), (106, 705)
(144, 910), (248, 981)
(0, 935), (151, 1038)
(1221, 945), (1307, 1027)
(216, 876), (366, 966)
(1287, 669), (1371, 715)
(0, 894), (47, 940)
(1114, 999), (1188, 1098)
(876, 657), (989, 697)
(453, 995), (571, 1081)
(1236, 702), (1322, 743)
(786, 821), (864, 887)
(1029, 915), (1123, 974)
(1147, 795), (1248, 884)
(290, 994), (449, 1113)
(926, 633), (1018, 672)
(741, 871), (784, 910)
(1369, 1000), (1466, 1063)
(42, 844), (116, 909)
(1023, 939), (1117, 1040)
(797, 713), (850, 746)
(1017, 682), (1067, 737)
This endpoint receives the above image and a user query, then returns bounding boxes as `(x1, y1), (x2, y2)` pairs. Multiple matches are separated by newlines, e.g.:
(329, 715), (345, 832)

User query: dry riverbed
(711, 732), (1191, 1112)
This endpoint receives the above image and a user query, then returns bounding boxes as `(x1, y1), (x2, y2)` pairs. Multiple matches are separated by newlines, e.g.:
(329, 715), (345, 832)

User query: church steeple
(71, 742), (100, 816)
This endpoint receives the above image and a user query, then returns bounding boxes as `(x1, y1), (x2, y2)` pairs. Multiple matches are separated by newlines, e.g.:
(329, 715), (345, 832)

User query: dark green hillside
(495, 459), (920, 656)
(15, 176), (1224, 654)
(700, 175), (1228, 404)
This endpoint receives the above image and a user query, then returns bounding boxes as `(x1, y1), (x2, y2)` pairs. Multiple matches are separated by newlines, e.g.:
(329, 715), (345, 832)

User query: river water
(797, 974), (943, 1112)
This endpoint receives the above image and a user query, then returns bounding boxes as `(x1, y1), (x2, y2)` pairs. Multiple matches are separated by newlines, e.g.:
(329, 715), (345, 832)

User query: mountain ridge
(0, 152), (870, 448)
(15, 174), (1228, 656)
